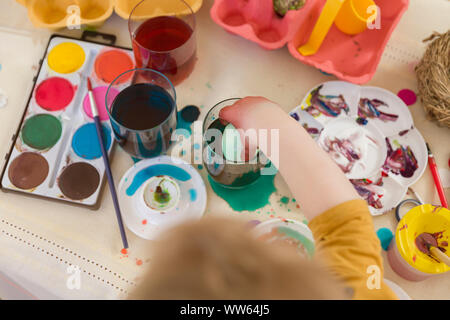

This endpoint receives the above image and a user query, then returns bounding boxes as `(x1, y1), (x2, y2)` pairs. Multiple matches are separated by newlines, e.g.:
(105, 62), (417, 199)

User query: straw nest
(415, 30), (450, 128)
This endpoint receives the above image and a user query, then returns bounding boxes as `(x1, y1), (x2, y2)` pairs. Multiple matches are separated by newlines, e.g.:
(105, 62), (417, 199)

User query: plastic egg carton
(210, 0), (409, 84)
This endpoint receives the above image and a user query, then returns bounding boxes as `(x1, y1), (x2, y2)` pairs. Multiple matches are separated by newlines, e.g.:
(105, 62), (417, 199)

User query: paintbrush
(87, 77), (129, 249)
(426, 143), (448, 208)
(427, 244), (450, 267)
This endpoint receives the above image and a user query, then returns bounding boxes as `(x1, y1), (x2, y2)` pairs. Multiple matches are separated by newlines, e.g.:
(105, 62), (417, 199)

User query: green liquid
(208, 174), (276, 212)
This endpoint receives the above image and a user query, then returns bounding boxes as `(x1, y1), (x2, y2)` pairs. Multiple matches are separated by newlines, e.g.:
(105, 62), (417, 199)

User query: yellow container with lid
(388, 204), (450, 281)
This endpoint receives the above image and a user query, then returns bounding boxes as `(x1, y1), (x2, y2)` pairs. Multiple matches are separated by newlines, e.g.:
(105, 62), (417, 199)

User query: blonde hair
(129, 217), (347, 300)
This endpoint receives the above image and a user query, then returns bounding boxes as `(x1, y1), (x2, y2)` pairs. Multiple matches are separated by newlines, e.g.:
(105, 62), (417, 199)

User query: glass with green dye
(203, 98), (273, 189)
(21, 114), (62, 150)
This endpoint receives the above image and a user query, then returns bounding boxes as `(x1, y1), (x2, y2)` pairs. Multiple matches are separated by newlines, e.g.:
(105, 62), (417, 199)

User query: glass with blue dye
(106, 68), (177, 159)
(203, 98), (271, 189)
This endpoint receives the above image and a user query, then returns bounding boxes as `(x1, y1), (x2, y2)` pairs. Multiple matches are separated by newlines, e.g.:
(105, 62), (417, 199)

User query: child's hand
(220, 96), (359, 220)
(219, 97), (280, 161)
(219, 97), (279, 131)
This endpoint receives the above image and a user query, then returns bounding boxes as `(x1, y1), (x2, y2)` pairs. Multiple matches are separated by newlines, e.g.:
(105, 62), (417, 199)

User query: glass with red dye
(128, 0), (197, 86)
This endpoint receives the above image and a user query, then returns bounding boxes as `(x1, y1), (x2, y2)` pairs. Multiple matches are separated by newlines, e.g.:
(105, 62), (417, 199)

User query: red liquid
(132, 16), (196, 86)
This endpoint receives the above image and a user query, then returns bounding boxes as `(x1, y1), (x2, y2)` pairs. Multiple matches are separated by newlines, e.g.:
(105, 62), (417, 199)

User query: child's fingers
(219, 105), (239, 127)
(219, 97), (259, 129)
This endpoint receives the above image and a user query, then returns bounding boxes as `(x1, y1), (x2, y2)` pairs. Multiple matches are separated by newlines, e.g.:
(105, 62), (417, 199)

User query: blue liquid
(110, 83), (177, 158)
(126, 164), (191, 196)
(111, 83), (174, 130)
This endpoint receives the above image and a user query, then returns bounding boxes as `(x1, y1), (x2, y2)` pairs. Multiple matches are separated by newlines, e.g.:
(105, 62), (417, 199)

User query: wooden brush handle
(430, 247), (450, 267)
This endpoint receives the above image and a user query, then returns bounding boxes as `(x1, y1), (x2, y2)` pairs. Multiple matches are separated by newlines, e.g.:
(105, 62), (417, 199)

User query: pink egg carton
(210, 0), (409, 84)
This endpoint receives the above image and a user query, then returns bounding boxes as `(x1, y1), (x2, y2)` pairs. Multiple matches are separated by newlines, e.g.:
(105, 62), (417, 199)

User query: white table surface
(0, 0), (448, 299)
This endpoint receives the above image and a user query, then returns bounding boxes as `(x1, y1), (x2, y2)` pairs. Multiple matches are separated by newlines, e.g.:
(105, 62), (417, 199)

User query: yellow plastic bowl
(16, 0), (203, 29)
(16, 0), (114, 30)
(396, 204), (450, 275)
(334, 0), (377, 35)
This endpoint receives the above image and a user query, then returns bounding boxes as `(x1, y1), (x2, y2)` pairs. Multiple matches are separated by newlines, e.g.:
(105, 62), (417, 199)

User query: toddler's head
(129, 217), (346, 299)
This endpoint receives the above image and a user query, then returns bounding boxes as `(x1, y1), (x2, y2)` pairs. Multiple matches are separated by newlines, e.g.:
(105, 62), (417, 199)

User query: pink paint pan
(35, 77), (75, 112)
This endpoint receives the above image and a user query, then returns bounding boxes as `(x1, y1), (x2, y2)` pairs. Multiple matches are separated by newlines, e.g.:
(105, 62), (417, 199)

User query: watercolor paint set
(0, 32), (135, 208)
(290, 81), (428, 215)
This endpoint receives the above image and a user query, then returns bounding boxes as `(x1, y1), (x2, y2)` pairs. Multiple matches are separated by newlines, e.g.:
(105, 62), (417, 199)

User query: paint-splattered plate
(118, 155), (207, 240)
(318, 116), (387, 180)
(292, 81), (414, 134)
(289, 109), (324, 141)
(350, 173), (408, 216)
(251, 218), (315, 259)
(358, 86), (414, 137)
(291, 81), (428, 215)
(292, 81), (359, 126)
(382, 128), (428, 188)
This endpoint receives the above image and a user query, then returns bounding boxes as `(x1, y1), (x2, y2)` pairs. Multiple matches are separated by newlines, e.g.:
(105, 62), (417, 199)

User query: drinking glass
(203, 98), (271, 189)
(106, 68), (177, 159)
(128, 0), (197, 86)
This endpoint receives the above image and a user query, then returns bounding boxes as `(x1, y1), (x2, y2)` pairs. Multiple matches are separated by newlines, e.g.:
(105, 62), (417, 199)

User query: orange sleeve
(309, 199), (398, 300)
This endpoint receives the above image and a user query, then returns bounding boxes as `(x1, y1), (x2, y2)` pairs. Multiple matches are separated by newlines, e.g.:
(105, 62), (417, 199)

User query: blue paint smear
(175, 106), (200, 137)
(176, 111), (193, 137)
(131, 157), (141, 164)
(189, 188), (197, 202)
(72, 123), (111, 160)
(126, 164), (192, 196)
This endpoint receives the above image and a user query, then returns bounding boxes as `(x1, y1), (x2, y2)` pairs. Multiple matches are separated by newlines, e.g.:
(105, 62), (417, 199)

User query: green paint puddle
(208, 174), (276, 212)
(280, 196), (289, 204)
(230, 169), (261, 188)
